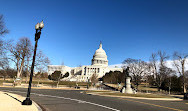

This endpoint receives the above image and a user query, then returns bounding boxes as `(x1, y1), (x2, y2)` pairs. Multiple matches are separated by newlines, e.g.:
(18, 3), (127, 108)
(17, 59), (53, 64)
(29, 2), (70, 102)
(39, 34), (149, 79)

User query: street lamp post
(22, 21), (44, 105)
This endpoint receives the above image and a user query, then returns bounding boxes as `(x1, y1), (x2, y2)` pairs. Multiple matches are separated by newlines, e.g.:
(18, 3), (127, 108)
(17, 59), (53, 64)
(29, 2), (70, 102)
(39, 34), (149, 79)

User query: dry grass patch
(86, 90), (112, 93)
(91, 92), (174, 98)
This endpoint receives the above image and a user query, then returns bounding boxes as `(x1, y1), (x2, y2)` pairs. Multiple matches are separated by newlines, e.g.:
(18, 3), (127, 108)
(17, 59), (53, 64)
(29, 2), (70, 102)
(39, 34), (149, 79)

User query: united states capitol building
(48, 43), (123, 82)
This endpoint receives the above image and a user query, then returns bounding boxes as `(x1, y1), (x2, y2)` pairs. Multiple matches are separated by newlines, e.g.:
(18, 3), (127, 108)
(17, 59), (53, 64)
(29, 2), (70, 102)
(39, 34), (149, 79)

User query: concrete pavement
(1, 84), (183, 101)
(1, 87), (188, 111)
(0, 91), (42, 111)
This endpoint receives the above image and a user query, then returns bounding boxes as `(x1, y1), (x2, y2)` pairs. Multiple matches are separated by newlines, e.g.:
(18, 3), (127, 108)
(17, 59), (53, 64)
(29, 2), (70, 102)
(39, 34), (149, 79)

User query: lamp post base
(22, 98), (32, 105)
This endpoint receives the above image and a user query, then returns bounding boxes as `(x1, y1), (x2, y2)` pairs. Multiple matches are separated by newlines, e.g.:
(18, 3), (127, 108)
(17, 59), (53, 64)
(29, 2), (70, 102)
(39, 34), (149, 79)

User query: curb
(87, 92), (183, 101)
(32, 101), (43, 111)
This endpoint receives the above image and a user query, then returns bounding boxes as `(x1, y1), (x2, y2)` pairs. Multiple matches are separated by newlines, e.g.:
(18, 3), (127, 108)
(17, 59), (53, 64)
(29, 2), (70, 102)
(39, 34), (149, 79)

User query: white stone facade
(48, 42), (123, 82)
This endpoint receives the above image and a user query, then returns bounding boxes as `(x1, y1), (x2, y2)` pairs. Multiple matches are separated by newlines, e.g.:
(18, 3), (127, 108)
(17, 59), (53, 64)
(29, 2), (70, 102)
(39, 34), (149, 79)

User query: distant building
(48, 42), (123, 82)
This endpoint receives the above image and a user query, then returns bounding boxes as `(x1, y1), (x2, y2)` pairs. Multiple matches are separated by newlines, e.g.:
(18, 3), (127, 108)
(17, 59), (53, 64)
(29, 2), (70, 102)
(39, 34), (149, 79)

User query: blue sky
(0, 0), (188, 67)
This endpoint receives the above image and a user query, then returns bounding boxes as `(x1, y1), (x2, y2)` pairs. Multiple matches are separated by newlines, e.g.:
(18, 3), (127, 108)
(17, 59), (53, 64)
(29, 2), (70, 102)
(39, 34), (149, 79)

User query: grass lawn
(35, 81), (89, 87)
(0, 79), (14, 83)
(137, 83), (158, 92)
(86, 90), (112, 93)
(106, 83), (158, 92)
(0, 78), (89, 87)
(101, 93), (173, 98)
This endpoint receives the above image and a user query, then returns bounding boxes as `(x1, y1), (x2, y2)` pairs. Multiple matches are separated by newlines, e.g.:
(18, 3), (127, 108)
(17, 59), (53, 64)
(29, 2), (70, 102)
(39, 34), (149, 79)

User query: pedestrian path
(0, 91), (41, 111)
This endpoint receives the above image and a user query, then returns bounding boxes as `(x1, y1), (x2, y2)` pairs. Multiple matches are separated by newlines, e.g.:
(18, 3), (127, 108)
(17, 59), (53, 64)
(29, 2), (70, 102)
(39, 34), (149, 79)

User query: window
(84, 67), (86, 75)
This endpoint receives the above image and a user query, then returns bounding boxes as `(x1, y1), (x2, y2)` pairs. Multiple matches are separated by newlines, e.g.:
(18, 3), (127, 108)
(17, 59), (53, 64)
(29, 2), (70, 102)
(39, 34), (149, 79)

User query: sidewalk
(0, 91), (42, 111)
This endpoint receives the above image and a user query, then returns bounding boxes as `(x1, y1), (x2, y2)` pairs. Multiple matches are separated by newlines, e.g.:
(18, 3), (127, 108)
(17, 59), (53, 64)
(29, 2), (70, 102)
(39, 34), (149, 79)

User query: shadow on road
(170, 95), (184, 99)
(4, 93), (22, 103)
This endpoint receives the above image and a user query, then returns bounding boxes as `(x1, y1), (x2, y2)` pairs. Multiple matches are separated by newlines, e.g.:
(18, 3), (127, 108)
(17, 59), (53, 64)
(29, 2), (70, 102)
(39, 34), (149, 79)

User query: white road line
(2, 90), (120, 111)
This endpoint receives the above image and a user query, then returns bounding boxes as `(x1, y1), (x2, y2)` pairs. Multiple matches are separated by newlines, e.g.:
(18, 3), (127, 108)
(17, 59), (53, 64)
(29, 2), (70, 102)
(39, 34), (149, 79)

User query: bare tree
(143, 63), (153, 93)
(0, 40), (9, 80)
(0, 14), (8, 36)
(166, 68), (176, 94)
(0, 40), (8, 66)
(90, 73), (98, 86)
(122, 58), (148, 89)
(0, 39), (4, 56)
(24, 52), (32, 83)
(0, 14), (9, 76)
(35, 50), (50, 72)
(35, 50), (50, 86)
(158, 51), (169, 67)
(150, 53), (158, 79)
(158, 51), (169, 92)
(150, 51), (169, 91)
(173, 52), (188, 93)
(9, 37), (32, 80)
(185, 71), (188, 91)
(0, 57), (9, 80)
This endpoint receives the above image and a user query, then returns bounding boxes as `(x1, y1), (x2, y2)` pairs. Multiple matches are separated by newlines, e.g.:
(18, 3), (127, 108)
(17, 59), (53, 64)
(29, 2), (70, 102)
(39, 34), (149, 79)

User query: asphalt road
(0, 87), (188, 111)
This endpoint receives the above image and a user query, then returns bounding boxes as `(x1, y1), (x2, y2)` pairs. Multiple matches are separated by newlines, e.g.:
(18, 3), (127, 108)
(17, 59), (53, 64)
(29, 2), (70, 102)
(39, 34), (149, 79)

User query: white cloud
(108, 64), (122, 68)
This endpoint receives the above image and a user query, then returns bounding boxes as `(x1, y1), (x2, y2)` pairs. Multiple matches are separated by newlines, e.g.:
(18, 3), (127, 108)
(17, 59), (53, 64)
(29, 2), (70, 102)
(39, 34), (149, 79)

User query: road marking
(120, 98), (183, 111)
(2, 90), (120, 111)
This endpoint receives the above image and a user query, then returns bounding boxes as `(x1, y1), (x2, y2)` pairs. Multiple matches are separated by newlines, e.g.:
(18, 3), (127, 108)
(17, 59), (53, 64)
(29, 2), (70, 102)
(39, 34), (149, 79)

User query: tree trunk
(26, 73), (28, 83)
(37, 79), (40, 87)
(182, 62), (186, 93)
(157, 85), (160, 92)
(26, 61), (29, 83)
(136, 84), (138, 91)
(57, 80), (59, 88)
(17, 66), (22, 79)
(16, 71), (21, 78)
(183, 84), (186, 93)
(16, 64), (20, 78)
(16, 58), (20, 78)
(146, 79), (148, 93)
(16, 57), (25, 79)
(169, 77), (171, 95)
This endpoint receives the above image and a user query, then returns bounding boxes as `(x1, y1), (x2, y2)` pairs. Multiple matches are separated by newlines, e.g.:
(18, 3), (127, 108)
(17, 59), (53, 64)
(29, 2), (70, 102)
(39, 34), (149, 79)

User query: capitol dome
(91, 42), (108, 66)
